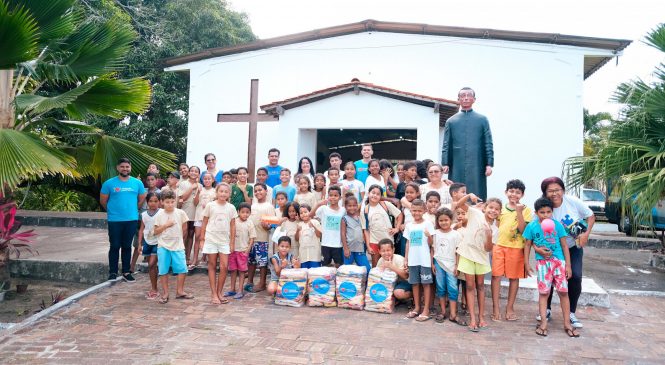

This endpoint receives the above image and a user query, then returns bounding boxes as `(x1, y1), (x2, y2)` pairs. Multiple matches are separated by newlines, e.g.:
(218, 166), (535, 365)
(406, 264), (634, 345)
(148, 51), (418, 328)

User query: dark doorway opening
(315, 129), (417, 172)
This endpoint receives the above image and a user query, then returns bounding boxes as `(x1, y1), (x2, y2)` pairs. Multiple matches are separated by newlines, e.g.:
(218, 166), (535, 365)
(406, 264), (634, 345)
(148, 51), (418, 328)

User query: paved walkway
(1, 274), (664, 364)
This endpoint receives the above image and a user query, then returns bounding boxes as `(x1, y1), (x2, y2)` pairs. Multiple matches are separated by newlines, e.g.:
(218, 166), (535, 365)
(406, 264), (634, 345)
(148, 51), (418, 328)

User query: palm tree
(0, 0), (176, 196)
(566, 24), (665, 229)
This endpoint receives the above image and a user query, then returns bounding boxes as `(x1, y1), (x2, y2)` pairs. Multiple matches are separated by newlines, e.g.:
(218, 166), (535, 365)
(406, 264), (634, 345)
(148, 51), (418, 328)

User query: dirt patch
(0, 279), (91, 323)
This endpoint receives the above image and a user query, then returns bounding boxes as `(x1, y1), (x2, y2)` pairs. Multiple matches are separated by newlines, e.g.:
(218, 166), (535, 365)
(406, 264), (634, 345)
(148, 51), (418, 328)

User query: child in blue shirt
(523, 197), (578, 338)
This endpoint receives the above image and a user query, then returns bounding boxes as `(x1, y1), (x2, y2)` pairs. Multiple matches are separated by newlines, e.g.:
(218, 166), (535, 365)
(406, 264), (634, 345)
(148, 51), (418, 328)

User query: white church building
(165, 20), (630, 203)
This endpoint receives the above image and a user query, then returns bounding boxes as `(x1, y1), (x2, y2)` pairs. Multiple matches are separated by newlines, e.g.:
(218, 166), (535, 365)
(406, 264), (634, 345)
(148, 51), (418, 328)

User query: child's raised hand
(166, 217), (176, 227)
(280, 259), (288, 268)
(516, 203), (525, 213)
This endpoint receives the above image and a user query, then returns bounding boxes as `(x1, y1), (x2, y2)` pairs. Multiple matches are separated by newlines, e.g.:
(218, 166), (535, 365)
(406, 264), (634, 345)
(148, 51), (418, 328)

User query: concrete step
(16, 210), (107, 229)
(485, 276), (610, 308)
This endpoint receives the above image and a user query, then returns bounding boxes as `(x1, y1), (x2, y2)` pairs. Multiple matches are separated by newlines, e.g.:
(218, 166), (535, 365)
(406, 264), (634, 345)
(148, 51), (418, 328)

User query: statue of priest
(441, 87), (494, 200)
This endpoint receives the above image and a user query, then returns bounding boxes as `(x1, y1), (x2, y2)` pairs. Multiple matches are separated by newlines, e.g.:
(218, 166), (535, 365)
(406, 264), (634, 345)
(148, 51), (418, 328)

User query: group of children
(136, 154), (580, 338)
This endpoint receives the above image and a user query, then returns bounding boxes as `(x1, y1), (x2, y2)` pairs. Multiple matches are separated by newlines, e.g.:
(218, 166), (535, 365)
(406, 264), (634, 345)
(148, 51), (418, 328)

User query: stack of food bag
(364, 267), (398, 313)
(275, 268), (308, 307)
(307, 267), (337, 307)
(335, 265), (367, 310)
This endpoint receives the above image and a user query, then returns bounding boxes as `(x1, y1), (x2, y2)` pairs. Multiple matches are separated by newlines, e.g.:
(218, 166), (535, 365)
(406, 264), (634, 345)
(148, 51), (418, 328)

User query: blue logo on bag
(369, 283), (388, 303)
(338, 281), (357, 299)
(311, 278), (330, 295)
(281, 282), (300, 300)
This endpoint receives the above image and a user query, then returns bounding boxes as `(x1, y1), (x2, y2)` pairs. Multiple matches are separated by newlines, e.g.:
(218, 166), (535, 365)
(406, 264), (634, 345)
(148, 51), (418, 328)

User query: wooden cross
(217, 79), (278, 182)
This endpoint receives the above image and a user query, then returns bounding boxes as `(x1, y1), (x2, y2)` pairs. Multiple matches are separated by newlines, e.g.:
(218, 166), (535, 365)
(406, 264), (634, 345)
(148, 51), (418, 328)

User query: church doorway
(314, 129), (417, 172)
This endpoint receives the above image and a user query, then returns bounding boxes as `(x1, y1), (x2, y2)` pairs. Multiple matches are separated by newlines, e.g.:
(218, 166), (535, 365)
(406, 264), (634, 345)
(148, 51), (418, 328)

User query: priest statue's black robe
(441, 109), (494, 200)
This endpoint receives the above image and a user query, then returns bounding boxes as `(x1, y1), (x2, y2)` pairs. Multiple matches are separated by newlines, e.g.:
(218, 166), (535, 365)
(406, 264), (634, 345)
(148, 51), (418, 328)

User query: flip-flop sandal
(176, 293), (194, 300)
(223, 291), (237, 297)
(406, 311), (419, 319)
(468, 325), (479, 332)
(479, 322), (488, 329)
(565, 328), (580, 338)
(233, 292), (245, 299)
(252, 286), (266, 293)
(244, 284), (253, 292)
(435, 314), (446, 323)
(220, 297), (229, 304)
(415, 315), (431, 322)
(505, 313), (519, 321)
(145, 291), (159, 300)
(536, 326), (548, 337)
(159, 296), (169, 304)
(490, 314), (501, 322)
(449, 317), (467, 326)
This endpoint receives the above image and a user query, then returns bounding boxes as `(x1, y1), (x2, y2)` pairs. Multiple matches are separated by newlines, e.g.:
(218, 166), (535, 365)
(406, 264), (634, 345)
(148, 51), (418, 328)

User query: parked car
(605, 180), (665, 236)
(582, 188), (606, 219)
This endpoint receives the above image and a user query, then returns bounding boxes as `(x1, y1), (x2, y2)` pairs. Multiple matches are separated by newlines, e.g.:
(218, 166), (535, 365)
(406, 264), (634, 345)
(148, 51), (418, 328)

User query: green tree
(0, 0), (176, 196)
(582, 108), (613, 156)
(82, 0), (256, 161)
(566, 24), (665, 228)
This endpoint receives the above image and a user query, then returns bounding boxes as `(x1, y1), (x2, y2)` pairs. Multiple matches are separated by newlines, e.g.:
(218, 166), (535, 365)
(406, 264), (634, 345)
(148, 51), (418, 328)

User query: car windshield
(583, 190), (605, 201)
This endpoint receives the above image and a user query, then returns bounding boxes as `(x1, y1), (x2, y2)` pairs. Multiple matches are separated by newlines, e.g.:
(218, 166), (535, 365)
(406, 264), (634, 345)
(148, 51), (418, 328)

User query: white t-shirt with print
(554, 195), (593, 248)
(432, 229), (462, 273)
(315, 205), (346, 248)
(403, 220), (435, 267)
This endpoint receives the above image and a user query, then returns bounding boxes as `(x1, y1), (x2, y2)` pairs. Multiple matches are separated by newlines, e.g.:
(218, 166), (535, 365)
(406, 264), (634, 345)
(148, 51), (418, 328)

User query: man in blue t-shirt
(100, 158), (146, 282)
(264, 148), (283, 188)
(354, 143), (373, 184)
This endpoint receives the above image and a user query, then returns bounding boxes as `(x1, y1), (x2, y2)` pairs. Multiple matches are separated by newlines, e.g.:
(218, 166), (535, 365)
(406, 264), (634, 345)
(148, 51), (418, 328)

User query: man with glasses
(202, 153), (223, 183)
(441, 87), (494, 200)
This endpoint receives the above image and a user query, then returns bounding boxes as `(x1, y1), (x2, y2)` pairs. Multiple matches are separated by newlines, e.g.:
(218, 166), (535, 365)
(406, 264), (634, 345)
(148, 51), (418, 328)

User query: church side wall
(181, 32), (596, 205)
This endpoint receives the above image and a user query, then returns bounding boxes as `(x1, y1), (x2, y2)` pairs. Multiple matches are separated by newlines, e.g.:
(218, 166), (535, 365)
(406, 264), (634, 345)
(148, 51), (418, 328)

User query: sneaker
(570, 313), (583, 328)
(122, 273), (136, 283)
(108, 273), (118, 281)
(536, 309), (551, 322)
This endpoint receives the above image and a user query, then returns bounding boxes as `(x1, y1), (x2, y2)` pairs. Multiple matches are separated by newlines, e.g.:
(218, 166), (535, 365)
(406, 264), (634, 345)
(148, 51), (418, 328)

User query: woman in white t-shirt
(541, 176), (595, 329)
(420, 163), (453, 207)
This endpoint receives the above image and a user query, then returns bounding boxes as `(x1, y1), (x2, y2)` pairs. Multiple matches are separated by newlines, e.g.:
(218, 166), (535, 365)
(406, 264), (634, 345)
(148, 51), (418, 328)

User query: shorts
(434, 261), (458, 301)
(142, 241), (158, 256)
(369, 243), (380, 254)
(229, 251), (249, 272)
(248, 241), (269, 267)
(322, 246), (344, 266)
(202, 241), (230, 255)
(407, 265), (433, 285)
(300, 261), (321, 269)
(394, 280), (413, 293)
(194, 220), (203, 227)
(157, 247), (187, 276)
(457, 256), (491, 276)
(536, 258), (568, 294)
(492, 245), (526, 279)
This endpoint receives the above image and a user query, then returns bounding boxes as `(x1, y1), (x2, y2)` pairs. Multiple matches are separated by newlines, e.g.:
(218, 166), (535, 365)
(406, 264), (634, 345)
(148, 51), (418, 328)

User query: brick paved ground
(1, 273), (664, 364)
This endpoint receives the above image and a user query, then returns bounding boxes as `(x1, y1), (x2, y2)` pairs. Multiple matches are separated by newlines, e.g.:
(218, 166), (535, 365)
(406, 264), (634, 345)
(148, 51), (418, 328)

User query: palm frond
(64, 77), (152, 119)
(0, 129), (78, 194)
(14, 77), (99, 115)
(644, 23), (665, 53)
(17, 0), (77, 47)
(0, 1), (39, 68)
(91, 135), (176, 182)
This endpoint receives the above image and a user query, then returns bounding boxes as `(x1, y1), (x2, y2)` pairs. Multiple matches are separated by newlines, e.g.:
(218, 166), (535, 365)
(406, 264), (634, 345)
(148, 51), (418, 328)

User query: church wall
(175, 31), (611, 205)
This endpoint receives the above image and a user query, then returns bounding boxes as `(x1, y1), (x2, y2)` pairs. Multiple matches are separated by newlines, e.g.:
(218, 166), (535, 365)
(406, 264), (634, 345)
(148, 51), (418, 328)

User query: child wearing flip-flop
(201, 182), (237, 304)
(524, 198), (579, 337)
(403, 199), (435, 322)
(429, 207), (466, 326)
(491, 179), (532, 322)
(454, 195), (493, 332)
(225, 202), (257, 300)
(152, 190), (194, 304)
